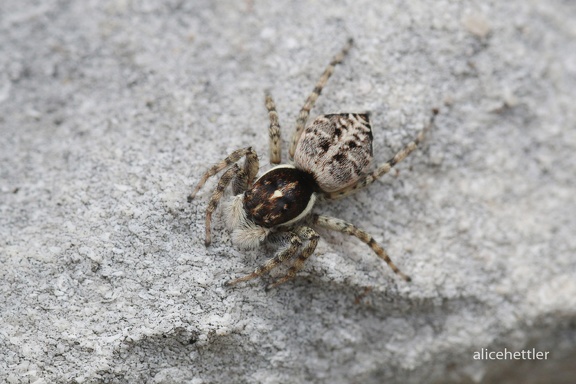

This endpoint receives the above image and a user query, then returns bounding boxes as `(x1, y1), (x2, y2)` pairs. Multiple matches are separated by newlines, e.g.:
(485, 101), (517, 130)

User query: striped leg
(205, 164), (241, 246)
(188, 147), (259, 201)
(232, 167), (249, 195)
(266, 91), (282, 164)
(326, 109), (438, 200)
(225, 231), (302, 286)
(289, 38), (354, 160)
(267, 226), (320, 289)
(313, 214), (411, 282)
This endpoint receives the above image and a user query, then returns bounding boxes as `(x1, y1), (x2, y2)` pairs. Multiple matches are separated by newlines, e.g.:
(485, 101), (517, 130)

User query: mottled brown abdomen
(293, 113), (373, 193)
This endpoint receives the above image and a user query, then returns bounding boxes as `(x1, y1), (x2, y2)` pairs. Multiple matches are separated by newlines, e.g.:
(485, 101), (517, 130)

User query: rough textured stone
(1, 1), (575, 383)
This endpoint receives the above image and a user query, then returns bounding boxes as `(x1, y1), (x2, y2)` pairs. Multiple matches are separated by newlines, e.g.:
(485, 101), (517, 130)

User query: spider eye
(244, 166), (317, 228)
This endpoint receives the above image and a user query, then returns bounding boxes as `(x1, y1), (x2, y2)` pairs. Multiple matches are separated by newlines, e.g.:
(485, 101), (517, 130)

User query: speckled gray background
(1, 1), (576, 383)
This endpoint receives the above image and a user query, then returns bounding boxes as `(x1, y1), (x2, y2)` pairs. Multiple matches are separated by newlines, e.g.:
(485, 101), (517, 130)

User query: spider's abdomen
(244, 166), (317, 228)
(293, 113), (373, 193)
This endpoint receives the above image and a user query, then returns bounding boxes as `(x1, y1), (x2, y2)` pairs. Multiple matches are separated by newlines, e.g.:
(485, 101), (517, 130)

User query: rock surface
(1, 1), (575, 383)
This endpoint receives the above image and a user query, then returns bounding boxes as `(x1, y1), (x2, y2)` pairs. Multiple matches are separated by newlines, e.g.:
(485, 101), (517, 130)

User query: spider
(189, 38), (438, 290)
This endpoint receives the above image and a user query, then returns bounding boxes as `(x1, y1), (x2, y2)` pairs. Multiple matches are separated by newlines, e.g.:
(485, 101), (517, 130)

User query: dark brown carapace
(244, 166), (317, 228)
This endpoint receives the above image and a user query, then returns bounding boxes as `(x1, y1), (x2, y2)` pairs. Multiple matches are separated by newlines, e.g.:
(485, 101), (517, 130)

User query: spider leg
(312, 214), (411, 282)
(198, 147), (259, 246)
(267, 226), (319, 289)
(265, 91), (282, 164)
(225, 230), (301, 286)
(231, 166), (249, 195)
(205, 164), (243, 246)
(188, 147), (258, 201)
(289, 38), (354, 160)
(242, 147), (260, 186)
(325, 109), (438, 200)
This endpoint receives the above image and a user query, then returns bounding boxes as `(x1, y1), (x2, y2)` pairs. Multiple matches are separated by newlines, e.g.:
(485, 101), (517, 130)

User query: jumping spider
(189, 38), (437, 289)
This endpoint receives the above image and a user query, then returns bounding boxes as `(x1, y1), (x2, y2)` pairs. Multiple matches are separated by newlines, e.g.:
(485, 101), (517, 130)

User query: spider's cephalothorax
(189, 38), (438, 289)
(244, 165), (317, 228)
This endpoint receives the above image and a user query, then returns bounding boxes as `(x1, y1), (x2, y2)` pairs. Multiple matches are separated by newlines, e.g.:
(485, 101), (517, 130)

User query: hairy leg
(326, 108), (438, 200)
(204, 164), (242, 246)
(313, 214), (411, 282)
(188, 147), (258, 201)
(267, 226), (320, 289)
(225, 231), (302, 286)
(289, 38), (354, 159)
(266, 91), (282, 164)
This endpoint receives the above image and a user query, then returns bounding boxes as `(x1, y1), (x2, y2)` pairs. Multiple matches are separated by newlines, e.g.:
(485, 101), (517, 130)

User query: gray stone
(1, 1), (575, 383)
